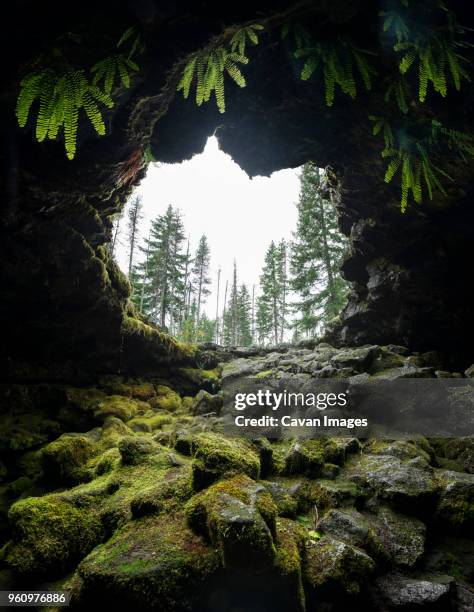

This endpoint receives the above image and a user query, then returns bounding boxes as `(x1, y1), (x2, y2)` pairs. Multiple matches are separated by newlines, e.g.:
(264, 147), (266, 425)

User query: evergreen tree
(192, 235), (211, 325)
(237, 284), (252, 346)
(126, 195), (143, 277)
(276, 239), (289, 343)
(136, 204), (186, 329)
(196, 314), (217, 343)
(222, 262), (239, 345)
(291, 164), (348, 336)
(257, 241), (282, 346)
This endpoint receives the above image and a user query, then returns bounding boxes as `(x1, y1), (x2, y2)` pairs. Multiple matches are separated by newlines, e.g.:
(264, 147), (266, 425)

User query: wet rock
(304, 535), (375, 595)
(185, 474), (277, 569)
(435, 469), (474, 529)
(331, 345), (380, 370)
(78, 513), (218, 610)
(369, 506), (426, 567)
(190, 432), (260, 490)
(373, 572), (452, 609)
(344, 453), (437, 513)
(191, 389), (223, 416)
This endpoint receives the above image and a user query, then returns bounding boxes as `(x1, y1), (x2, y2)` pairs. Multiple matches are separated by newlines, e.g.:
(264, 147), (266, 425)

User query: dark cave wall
(1, 0), (474, 381)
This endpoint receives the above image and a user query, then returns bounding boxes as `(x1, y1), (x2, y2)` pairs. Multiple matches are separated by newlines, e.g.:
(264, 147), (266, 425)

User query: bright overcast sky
(116, 136), (301, 316)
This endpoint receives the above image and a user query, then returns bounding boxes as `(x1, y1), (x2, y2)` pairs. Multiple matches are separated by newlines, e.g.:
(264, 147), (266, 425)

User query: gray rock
(191, 390), (223, 416)
(374, 572), (452, 608)
(369, 506), (426, 567)
(435, 469), (474, 528)
(344, 453), (437, 511)
(464, 364), (474, 378)
(331, 345), (380, 370)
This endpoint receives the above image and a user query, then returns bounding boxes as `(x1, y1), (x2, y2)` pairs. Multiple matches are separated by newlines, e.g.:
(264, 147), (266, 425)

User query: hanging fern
(91, 55), (139, 93)
(230, 24), (263, 55)
(177, 44), (251, 113)
(16, 69), (113, 159)
(384, 76), (410, 113)
(370, 116), (474, 211)
(295, 37), (376, 106)
(281, 21), (313, 50)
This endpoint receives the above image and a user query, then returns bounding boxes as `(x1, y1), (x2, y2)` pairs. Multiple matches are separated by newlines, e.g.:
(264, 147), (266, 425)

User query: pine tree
(276, 239), (289, 343)
(192, 235), (211, 326)
(196, 314), (217, 343)
(126, 195), (143, 277)
(237, 284), (253, 346)
(290, 164), (348, 336)
(222, 262), (239, 346)
(136, 204), (186, 329)
(256, 242), (281, 346)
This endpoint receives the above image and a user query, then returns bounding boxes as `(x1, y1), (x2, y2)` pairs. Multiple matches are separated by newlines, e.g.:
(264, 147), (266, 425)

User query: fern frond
(230, 24), (263, 55)
(91, 54), (138, 94)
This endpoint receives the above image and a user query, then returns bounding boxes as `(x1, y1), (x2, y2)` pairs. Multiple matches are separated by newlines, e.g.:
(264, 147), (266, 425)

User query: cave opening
(1, 3), (474, 608)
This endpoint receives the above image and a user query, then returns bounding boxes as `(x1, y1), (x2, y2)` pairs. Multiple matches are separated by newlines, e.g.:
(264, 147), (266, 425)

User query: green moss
(6, 476), (33, 498)
(185, 474), (276, 569)
(93, 395), (147, 422)
(41, 434), (97, 484)
(304, 535), (375, 595)
(178, 367), (221, 391)
(78, 513), (218, 609)
(6, 496), (103, 575)
(284, 440), (325, 478)
(128, 413), (173, 433)
(190, 432), (260, 490)
(274, 518), (306, 612)
(152, 386), (182, 412)
(253, 369), (274, 379)
(118, 435), (157, 466)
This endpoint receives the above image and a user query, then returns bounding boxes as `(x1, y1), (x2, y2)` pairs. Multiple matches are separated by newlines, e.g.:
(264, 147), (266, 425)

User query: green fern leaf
(384, 157), (401, 183)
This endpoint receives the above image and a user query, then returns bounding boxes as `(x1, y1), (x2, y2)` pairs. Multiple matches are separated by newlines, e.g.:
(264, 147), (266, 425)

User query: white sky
(115, 136), (301, 317)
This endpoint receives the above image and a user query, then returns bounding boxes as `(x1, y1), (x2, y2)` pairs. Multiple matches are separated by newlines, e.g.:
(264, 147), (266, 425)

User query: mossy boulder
(304, 535), (375, 596)
(191, 390), (223, 416)
(190, 432), (260, 490)
(41, 433), (97, 484)
(344, 453), (437, 513)
(151, 385), (182, 412)
(274, 518), (307, 612)
(178, 367), (221, 393)
(130, 470), (192, 519)
(284, 440), (325, 478)
(78, 513), (219, 610)
(435, 469), (474, 529)
(94, 395), (146, 422)
(185, 474), (277, 569)
(6, 496), (103, 575)
(118, 435), (157, 466)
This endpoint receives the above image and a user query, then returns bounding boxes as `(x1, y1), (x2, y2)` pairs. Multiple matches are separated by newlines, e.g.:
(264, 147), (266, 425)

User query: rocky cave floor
(0, 342), (473, 611)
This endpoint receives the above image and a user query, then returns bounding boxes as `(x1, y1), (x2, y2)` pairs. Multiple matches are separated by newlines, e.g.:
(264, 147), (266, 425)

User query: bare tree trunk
(215, 267), (221, 343)
(251, 284), (255, 344)
(222, 280), (228, 344)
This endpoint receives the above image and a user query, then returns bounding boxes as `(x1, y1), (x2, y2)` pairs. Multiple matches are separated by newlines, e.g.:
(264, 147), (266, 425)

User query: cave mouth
(114, 135), (349, 345)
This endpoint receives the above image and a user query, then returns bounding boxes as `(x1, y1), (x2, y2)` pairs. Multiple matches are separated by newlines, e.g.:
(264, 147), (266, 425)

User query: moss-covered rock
(151, 385), (182, 412)
(191, 390), (223, 416)
(284, 440), (325, 478)
(118, 435), (157, 466)
(6, 496), (103, 575)
(274, 518), (307, 612)
(435, 469), (474, 529)
(41, 433), (97, 484)
(304, 535), (375, 596)
(78, 513), (218, 610)
(185, 474), (276, 569)
(94, 395), (147, 422)
(344, 453), (438, 512)
(190, 432), (260, 490)
(178, 367), (221, 393)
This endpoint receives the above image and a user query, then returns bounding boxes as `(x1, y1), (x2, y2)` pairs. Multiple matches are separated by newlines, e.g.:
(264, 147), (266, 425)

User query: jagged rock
(78, 513), (219, 609)
(369, 506), (426, 567)
(190, 432), (260, 490)
(304, 535), (375, 595)
(344, 453), (437, 512)
(372, 572), (453, 609)
(191, 389), (223, 416)
(185, 474), (277, 569)
(435, 469), (474, 529)
(330, 345), (380, 370)
(284, 440), (325, 478)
